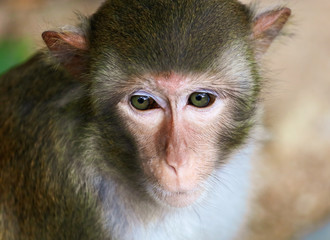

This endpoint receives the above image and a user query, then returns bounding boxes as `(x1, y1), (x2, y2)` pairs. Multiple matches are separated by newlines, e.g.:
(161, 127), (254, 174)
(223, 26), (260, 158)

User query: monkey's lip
(149, 185), (203, 208)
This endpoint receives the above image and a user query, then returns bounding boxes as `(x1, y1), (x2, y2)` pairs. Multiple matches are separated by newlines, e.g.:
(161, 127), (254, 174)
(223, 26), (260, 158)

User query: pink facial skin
(117, 73), (226, 207)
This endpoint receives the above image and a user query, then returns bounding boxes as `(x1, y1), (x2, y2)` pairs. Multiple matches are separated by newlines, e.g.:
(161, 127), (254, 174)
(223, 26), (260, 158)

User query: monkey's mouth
(148, 184), (203, 208)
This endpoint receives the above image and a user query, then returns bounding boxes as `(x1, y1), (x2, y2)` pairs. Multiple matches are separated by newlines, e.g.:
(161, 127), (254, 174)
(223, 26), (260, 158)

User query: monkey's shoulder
(0, 52), (81, 106)
(0, 52), (85, 163)
(0, 52), (85, 126)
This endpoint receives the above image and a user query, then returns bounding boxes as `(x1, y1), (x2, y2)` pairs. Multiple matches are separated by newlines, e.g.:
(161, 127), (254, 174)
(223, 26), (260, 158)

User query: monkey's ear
(251, 8), (291, 57)
(42, 31), (89, 78)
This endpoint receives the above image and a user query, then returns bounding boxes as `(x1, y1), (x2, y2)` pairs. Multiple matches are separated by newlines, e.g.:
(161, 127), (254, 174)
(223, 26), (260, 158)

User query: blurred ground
(0, 0), (329, 239)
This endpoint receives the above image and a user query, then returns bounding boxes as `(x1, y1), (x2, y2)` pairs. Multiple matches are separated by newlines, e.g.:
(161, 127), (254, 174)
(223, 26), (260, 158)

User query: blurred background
(0, 0), (329, 239)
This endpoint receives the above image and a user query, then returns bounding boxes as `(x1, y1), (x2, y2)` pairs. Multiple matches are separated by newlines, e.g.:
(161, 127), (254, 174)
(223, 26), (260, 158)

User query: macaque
(0, 0), (291, 239)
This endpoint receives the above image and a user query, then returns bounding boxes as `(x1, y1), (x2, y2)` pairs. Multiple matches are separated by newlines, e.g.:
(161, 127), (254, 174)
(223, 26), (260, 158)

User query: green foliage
(0, 39), (33, 75)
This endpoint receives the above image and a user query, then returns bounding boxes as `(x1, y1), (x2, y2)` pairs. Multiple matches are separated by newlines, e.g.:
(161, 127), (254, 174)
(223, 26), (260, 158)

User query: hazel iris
(189, 92), (213, 108)
(131, 95), (157, 110)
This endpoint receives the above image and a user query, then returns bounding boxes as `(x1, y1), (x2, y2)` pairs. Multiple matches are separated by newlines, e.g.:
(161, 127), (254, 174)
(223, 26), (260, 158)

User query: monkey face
(85, 0), (288, 209)
(116, 72), (232, 207)
(90, 39), (259, 208)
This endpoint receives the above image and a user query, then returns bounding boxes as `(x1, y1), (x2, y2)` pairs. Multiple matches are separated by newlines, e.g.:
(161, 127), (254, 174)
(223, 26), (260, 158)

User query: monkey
(0, 1), (291, 239)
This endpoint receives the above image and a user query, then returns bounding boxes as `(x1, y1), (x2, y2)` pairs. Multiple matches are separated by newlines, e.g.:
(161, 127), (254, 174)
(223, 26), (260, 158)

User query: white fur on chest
(129, 145), (253, 240)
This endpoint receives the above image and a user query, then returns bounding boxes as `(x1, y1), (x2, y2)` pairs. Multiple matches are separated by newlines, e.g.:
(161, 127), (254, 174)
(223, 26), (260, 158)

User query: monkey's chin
(150, 187), (203, 208)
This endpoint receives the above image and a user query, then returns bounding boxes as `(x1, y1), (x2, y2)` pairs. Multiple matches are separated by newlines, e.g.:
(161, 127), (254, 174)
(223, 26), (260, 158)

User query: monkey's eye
(188, 92), (214, 108)
(130, 95), (159, 110)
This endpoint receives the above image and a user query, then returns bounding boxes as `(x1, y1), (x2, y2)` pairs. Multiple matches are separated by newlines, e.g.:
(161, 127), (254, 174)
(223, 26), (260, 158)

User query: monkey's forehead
(89, 0), (252, 73)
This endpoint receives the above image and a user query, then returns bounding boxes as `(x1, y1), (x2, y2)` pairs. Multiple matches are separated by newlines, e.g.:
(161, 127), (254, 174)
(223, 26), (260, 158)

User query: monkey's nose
(165, 155), (188, 175)
(165, 141), (188, 171)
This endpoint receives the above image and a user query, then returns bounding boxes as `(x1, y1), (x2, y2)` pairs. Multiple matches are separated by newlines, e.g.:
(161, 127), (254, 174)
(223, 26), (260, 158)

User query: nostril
(165, 161), (178, 175)
(166, 156), (187, 170)
(169, 164), (177, 175)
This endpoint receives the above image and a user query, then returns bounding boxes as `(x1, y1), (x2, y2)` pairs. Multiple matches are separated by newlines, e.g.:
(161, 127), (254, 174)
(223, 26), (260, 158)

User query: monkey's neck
(90, 141), (255, 240)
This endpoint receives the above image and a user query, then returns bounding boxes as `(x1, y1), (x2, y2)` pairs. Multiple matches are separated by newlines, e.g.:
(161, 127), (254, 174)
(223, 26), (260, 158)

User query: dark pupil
(195, 95), (202, 101)
(138, 97), (145, 104)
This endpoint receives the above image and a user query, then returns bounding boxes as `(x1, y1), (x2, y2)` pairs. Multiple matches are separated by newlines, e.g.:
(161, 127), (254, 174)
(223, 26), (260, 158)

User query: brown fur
(0, 1), (290, 239)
